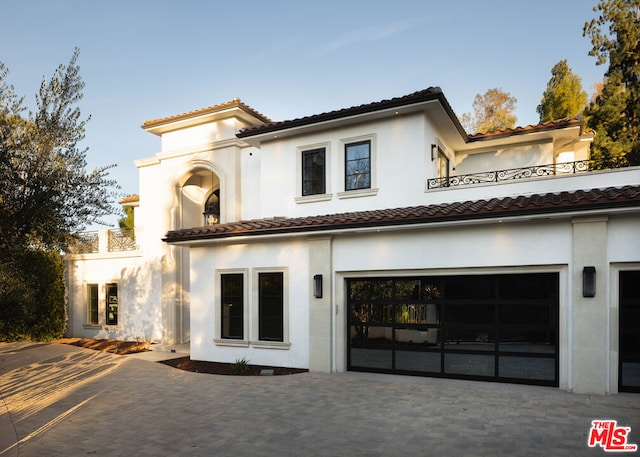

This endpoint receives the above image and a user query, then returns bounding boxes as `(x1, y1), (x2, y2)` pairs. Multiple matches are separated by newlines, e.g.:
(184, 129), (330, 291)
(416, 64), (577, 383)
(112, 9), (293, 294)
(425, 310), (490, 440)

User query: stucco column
(308, 236), (333, 373)
(571, 216), (608, 395)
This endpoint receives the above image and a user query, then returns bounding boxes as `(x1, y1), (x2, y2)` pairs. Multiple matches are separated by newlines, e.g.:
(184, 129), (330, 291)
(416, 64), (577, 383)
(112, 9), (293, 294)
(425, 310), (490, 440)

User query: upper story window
(302, 148), (326, 196)
(345, 140), (371, 191)
(437, 147), (450, 182)
(203, 189), (220, 225)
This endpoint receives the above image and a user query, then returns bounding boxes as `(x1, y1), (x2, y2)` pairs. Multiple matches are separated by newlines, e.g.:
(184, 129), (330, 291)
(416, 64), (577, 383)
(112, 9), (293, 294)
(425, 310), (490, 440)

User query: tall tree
(583, 0), (640, 164)
(537, 60), (588, 122)
(0, 49), (118, 254)
(461, 88), (517, 134)
(0, 50), (118, 340)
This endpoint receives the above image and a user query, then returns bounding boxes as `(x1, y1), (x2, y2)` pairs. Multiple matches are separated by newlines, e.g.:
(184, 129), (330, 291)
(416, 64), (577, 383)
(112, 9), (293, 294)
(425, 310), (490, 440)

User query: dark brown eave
(163, 185), (640, 244)
(236, 87), (468, 140)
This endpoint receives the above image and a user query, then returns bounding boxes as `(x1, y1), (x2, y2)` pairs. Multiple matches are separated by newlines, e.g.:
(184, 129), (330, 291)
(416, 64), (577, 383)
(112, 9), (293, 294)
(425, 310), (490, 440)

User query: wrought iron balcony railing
(73, 231), (100, 254)
(108, 228), (137, 252)
(68, 228), (138, 254)
(427, 156), (638, 190)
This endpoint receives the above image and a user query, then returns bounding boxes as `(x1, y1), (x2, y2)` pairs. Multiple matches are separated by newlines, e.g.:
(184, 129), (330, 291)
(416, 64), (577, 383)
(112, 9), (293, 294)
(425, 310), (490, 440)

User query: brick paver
(0, 342), (638, 456)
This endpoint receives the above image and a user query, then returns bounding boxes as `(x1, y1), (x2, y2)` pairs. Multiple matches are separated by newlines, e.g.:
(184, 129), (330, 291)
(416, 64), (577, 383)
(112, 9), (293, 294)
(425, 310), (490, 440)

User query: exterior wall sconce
(583, 266), (596, 297)
(313, 274), (323, 298)
(431, 144), (437, 161)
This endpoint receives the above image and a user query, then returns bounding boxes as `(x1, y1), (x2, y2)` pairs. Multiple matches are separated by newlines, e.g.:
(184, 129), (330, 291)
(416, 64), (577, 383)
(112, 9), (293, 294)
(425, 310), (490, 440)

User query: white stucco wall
(189, 239), (310, 369)
(66, 252), (163, 342)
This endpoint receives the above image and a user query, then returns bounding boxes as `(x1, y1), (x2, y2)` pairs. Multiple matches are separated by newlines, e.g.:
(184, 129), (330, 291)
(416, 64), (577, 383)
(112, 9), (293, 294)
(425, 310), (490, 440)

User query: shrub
(0, 249), (66, 341)
(232, 357), (250, 375)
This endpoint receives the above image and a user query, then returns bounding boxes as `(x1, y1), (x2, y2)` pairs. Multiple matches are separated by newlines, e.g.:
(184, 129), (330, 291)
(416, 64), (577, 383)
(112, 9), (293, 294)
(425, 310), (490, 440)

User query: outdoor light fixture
(313, 274), (323, 298)
(431, 144), (437, 161)
(583, 266), (596, 297)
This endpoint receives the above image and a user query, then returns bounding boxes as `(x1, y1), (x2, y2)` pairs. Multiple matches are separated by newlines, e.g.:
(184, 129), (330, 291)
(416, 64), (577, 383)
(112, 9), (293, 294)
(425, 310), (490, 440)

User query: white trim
(339, 133), (377, 193)
(296, 141), (331, 201)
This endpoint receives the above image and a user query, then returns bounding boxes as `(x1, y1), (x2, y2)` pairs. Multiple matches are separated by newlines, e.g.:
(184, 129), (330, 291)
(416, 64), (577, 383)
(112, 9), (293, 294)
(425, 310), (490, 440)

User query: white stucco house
(65, 87), (640, 395)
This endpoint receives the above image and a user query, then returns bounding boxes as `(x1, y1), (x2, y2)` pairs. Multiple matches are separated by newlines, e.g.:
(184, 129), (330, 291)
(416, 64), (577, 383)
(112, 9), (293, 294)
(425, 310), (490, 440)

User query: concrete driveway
(1, 341), (638, 456)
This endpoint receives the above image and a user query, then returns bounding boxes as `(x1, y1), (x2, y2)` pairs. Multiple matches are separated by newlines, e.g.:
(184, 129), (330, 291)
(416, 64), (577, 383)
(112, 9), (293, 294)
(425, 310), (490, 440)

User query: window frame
(296, 142), (332, 204)
(252, 267), (290, 349)
(338, 134), (378, 199)
(105, 282), (119, 326)
(302, 147), (326, 196)
(220, 272), (245, 340)
(86, 283), (99, 326)
(215, 269), (249, 347)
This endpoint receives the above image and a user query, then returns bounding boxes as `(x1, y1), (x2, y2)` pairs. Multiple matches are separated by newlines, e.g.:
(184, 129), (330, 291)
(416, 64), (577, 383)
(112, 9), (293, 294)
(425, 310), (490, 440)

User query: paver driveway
(0, 341), (638, 456)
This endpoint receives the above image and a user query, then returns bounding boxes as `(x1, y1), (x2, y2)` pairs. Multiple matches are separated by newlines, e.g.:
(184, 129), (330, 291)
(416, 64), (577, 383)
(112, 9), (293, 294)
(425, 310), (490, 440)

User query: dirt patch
(55, 338), (150, 355)
(160, 356), (308, 376)
(55, 339), (307, 376)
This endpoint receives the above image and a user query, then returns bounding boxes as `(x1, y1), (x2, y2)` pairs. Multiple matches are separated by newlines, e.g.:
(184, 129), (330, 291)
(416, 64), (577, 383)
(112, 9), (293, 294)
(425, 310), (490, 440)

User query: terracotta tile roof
(141, 98), (271, 130)
(236, 87), (466, 138)
(163, 185), (640, 243)
(119, 194), (140, 205)
(467, 117), (583, 141)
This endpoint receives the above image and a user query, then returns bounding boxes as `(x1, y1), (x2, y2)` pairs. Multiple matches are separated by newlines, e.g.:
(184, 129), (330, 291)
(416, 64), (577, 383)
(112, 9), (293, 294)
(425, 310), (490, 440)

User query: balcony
(68, 228), (139, 255)
(427, 157), (638, 190)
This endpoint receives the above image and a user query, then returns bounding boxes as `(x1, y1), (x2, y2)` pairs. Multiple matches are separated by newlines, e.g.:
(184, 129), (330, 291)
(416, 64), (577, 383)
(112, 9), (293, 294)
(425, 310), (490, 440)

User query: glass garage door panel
(444, 353), (494, 377)
(395, 351), (441, 373)
(350, 348), (392, 370)
(499, 356), (556, 381)
(620, 270), (640, 392)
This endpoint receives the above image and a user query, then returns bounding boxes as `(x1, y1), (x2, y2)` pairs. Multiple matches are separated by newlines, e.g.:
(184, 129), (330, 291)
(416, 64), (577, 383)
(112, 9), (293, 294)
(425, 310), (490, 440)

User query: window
(437, 148), (450, 182)
(87, 284), (99, 325)
(221, 273), (244, 339)
(258, 272), (284, 342)
(106, 283), (118, 326)
(345, 141), (371, 190)
(302, 148), (326, 196)
(203, 189), (220, 225)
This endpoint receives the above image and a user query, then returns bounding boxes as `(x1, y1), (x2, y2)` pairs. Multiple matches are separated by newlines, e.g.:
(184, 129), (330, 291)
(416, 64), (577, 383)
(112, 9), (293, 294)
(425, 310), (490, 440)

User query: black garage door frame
(347, 273), (559, 387)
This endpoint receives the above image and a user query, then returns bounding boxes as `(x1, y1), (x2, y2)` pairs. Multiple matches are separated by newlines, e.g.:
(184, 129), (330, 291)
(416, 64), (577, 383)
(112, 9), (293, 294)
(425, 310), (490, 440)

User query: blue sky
(1, 0), (606, 226)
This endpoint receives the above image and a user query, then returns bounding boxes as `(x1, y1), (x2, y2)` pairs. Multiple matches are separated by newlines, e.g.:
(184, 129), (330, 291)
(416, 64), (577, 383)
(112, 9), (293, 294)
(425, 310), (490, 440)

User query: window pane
(259, 272), (283, 341)
(302, 148), (325, 196)
(444, 353), (494, 377)
(396, 350), (441, 373)
(345, 141), (370, 190)
(350, 348), (392, 370)
(221, 274), (243, 339)
(106, 283), (118, 325)
(87, 284), (99, 325)
(499, 356), (555, 381)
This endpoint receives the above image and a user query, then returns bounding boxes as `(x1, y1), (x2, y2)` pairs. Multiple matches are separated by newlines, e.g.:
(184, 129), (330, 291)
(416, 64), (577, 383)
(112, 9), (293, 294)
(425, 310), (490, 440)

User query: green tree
(537, 60), (588, 122)
(0, 49), (118, 340)
(0, 49), (117, 254)
(118, 204), (135, 230)
(461, 88), (517, 134)
(583, 0), (640, 165)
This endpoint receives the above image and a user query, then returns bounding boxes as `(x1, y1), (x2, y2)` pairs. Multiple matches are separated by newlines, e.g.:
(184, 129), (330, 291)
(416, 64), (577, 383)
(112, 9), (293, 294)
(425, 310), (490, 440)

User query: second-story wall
(255, 112), (439, 218)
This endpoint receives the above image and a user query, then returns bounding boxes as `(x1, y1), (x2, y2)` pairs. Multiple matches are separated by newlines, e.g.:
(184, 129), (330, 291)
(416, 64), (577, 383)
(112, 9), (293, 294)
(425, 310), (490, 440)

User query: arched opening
(179, 169), (221, 228)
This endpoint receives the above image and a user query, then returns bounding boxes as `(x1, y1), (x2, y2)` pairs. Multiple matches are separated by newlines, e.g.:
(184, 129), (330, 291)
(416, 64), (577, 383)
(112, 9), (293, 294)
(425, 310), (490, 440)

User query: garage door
(620, 270), (640, 392)
(347, 273), (559, 386)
